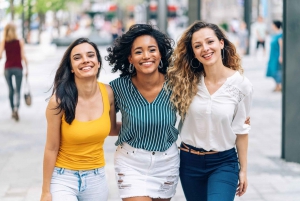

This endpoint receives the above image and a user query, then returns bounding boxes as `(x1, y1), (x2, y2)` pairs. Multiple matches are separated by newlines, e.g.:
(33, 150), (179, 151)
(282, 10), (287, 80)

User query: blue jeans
(272, 70), (282, 84)
(179, 143), (239, 201)
(4, 68), (23, 111)
(50, 167), (108, 201)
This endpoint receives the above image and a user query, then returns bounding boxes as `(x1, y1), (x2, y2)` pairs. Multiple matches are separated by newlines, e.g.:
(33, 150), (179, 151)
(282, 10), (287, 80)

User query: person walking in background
(40, 38), (120, 201)
(0, 22), (28, 121)
(106, 24), (179, 201)
(266, 20), (283, 92)
(167, 21), (253, 201)
(237, 21), (249, 56)
(254, 16), (267, 56)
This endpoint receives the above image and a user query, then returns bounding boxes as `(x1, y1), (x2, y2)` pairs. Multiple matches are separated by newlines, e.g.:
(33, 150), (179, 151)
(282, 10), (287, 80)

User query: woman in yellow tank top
(40, 38), (120, 201)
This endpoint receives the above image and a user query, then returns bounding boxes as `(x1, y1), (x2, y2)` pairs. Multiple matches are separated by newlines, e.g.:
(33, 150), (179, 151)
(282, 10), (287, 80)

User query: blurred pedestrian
(40, 38), (120, 201)
(266, 20), (283, 92)
(111, 20), (124, 44)
(111, 24), (119, 42)
(167, 21), (253, 201)
(116, 19), (124, 35)
(253, 16), (267, 56)
(237, 21), (249, 56)
(106, 24), (179, 201)
(0, 22), (28, 121)
(230, 17), (239, 35)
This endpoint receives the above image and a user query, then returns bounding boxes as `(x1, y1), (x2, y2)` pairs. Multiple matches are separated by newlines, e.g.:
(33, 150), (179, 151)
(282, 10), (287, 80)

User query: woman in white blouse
(167, 21), (253, 201)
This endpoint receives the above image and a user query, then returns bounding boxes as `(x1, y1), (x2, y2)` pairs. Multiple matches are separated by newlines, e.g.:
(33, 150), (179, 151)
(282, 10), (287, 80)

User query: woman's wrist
(42, 185), (50, 193)
(239, 167), (247, 172)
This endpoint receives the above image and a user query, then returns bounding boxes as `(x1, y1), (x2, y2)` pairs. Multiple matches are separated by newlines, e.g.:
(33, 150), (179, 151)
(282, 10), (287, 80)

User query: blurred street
(0, 41), (300, 201)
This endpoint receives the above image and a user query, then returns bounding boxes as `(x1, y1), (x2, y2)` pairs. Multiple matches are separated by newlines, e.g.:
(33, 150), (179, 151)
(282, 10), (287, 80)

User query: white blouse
(179, 71), (253, 151)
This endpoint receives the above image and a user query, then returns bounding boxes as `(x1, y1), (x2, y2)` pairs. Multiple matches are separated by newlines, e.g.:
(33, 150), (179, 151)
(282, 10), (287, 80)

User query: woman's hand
(244, 117), (250, 125)
(236, 170), (248, 196)
(40, 192), (52, 201)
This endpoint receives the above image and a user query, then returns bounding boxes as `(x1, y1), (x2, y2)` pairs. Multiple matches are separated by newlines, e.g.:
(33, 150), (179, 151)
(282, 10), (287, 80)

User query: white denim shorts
(114, 142), (180, 199)
(50, 167), (108, 201)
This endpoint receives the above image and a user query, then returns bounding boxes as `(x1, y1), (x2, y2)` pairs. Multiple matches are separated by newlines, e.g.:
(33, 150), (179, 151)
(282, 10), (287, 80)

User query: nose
(202, 43), (209, 52)
(82, 55), (90, 63)
(142, 51), (150, 59)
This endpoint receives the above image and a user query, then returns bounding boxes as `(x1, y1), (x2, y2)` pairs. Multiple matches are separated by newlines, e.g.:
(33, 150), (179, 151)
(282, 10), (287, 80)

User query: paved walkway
(0, 44), (299, 201)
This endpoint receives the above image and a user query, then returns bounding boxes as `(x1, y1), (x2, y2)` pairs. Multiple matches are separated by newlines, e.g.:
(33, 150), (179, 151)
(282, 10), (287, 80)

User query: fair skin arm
(105, 85), (121, 136)
(235, 134), (248, 197)
(19, 39), (29, 76)
(279, 38), (283, 64)
(40, 95), (62, 201)
(0, 39), (4, 59)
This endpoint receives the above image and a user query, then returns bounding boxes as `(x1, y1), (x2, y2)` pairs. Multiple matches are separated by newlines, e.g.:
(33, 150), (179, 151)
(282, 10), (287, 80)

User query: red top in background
(5, 40), (22, 69)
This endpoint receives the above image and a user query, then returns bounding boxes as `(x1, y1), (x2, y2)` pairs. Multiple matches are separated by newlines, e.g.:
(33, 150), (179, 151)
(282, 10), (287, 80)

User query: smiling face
(191, 27), (224, 67)
(128, 35), (161, 76)
(70, 43), (100, 79)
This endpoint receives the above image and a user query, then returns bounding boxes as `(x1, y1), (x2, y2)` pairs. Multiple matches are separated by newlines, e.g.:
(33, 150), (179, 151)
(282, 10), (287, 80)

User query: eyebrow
(133, 45), (157, 51)
(72, 51), (95, 58)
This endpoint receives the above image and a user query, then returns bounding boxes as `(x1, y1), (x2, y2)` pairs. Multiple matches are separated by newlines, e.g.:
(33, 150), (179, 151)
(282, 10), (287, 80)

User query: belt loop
(182, 142), (191, 153)
(58, 168), (65, 175)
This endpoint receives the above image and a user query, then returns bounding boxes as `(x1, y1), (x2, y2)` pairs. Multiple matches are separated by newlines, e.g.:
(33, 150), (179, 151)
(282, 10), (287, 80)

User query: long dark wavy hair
(50, 38), (102, 124)
(105, 24), (174, 77)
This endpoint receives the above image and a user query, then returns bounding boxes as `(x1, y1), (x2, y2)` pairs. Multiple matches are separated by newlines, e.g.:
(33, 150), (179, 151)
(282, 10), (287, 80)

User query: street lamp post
(21, 0), (25, 40)
(282, 0), (300, 163)
(188, 0), (201, 25)
(244, 0), (252, 55)
(157, 0), (167, 34)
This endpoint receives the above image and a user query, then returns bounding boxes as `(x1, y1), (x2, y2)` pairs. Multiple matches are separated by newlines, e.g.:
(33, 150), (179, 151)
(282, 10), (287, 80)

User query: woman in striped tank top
(41, 38), (120, 201)
(106, 24), (179, 201)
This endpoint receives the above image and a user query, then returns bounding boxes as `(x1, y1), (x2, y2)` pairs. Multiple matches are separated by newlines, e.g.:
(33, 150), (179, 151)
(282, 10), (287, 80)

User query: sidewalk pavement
(0, 44), (300, 201)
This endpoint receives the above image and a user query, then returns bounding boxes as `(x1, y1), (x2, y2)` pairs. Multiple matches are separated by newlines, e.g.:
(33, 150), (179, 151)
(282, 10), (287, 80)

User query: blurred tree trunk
(9, 0), (15, 20)
(26, 0), (33, 43)
(54, 11), (61, 37)
(38, 12), (45, 43)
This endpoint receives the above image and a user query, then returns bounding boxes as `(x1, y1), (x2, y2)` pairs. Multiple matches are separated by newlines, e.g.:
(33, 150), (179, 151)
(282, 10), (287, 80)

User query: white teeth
(203, 53), (213, 58)
(143, 62), (152, 65)
(81, 67), (92, 70)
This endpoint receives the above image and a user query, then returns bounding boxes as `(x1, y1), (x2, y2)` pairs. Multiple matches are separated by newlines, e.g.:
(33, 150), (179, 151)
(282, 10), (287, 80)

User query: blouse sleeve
(109, 81), (120, 113)
(232, 86), (253, 134)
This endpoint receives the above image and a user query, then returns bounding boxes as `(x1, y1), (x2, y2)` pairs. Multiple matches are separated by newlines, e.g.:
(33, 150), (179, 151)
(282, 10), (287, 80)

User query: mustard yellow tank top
(56, 82), (111, 170)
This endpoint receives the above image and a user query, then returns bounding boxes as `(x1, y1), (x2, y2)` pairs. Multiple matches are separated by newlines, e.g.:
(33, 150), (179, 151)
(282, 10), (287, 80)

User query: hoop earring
(222, 48), (225, 60)
(158, 60), (163, 69)
(190, 58), (200, 68)
(128, 63), (134, 73)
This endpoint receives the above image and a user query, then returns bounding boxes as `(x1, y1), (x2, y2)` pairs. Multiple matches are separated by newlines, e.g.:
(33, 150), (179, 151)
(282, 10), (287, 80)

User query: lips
(140, 61), (154, 67)
(202, 52), (213, 60)
(79, 66), (92, 71)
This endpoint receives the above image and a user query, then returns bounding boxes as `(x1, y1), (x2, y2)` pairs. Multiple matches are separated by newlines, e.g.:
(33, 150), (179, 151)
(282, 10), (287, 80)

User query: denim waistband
(119, 142), (177, 156)
(54, 167), (104, 175)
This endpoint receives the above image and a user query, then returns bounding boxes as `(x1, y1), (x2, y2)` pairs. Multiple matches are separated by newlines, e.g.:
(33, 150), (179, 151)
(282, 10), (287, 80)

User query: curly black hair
(105, 24), (174, 77)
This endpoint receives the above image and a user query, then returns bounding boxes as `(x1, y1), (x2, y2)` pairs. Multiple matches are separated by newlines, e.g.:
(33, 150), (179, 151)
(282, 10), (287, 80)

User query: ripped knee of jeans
(117, 172), (132, 189)
(159, 175), (177, 192)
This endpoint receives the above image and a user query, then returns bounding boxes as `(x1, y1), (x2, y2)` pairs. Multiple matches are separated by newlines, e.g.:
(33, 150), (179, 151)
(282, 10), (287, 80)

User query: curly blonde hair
(167, 21), (243, 119)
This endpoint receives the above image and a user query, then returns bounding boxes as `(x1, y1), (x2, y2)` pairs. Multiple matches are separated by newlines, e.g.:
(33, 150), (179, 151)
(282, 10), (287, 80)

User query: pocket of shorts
(114, 146), (135, 167)
(163, 150), (180, 167)
(117, 145), (136, 157)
